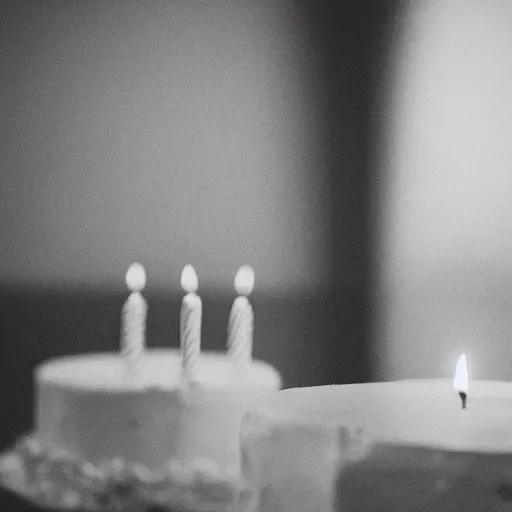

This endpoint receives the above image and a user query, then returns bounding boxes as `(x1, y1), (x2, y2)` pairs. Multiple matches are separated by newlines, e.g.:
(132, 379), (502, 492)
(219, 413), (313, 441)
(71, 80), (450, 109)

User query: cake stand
(0, 435), (255, 512)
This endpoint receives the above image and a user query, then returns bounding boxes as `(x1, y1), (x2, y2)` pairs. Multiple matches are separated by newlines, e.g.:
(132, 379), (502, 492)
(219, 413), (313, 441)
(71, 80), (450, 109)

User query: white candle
(120, 263), (147, 381)
(180, 264), (202, 381)
(227, 265), (255, 374)
(242, 354), (512, 512)
(454, 353), (469, 409)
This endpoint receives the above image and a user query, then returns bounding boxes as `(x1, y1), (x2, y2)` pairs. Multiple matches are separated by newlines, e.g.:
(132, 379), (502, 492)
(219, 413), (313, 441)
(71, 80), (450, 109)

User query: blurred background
(2, 0), (512, 509)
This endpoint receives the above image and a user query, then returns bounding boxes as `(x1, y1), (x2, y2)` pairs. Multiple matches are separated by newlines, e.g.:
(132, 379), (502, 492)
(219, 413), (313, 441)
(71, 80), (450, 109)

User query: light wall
(0, 1), (331, 292)
(379, 1), (512, 380)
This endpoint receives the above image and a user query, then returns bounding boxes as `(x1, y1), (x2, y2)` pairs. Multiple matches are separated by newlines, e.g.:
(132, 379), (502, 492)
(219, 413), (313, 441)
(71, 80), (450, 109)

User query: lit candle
(227, 265), (255, 374)
(454, 353), (469, 409)
(180, 264), (202, 382)
(120, 263), (147, 381)
(243, 354), (512, 512)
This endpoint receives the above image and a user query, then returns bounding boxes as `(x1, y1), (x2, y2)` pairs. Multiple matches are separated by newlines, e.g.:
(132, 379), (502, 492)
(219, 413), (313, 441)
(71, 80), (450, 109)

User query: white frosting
(35, 348), (281, 477)
(240, 382), (512, 512)
(36, 348), (278, 390)
(0, 435), (257, 511)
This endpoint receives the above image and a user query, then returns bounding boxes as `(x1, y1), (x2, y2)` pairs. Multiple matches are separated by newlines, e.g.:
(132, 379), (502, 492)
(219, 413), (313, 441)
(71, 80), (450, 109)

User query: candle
(120, 263), (147, 381)
(334, 378), (512, 512)
(241, 353), (512, 512)
(180, 264), (202, 382)
(454, 353), (469, 409)
(227, 265), (255, 374)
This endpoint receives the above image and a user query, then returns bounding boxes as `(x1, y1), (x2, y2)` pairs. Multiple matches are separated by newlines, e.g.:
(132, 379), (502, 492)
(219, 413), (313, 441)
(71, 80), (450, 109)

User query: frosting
(36, 348), (278, 390)
(36, 349), (281, 473)
(0, 435), (256, 511)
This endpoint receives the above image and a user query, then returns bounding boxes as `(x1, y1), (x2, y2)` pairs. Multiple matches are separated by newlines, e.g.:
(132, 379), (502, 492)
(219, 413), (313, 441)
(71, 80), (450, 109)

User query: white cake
(36, 348), (281, 473)
(0, 264), (282, 510)
(240, 382), (512, 512)
(3, 348), (281, 511)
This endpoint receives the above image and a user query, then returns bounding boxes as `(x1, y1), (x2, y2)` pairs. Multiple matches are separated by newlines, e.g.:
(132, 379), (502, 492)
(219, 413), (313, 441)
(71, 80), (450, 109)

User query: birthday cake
(240, 378), (512, 512)
(0, 264), (282, 511)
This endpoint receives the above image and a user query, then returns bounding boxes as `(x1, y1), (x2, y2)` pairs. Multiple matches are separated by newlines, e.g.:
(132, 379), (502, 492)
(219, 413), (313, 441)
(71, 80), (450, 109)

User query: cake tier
(36, 349), (282, 475)
(240, 381), (512, 512)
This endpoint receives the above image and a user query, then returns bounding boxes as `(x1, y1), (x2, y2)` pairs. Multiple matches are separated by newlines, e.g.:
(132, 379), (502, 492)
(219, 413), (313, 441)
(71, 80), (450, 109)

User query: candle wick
(458, 391), (467, 409)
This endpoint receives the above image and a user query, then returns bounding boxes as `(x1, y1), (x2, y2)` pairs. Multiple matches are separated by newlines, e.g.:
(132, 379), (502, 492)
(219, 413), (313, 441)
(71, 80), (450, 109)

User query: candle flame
(234, 265), (255, 296)
(126, 263), (146, 292)
(181, 264), (199, 293)
(453, 353), (468, 393)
